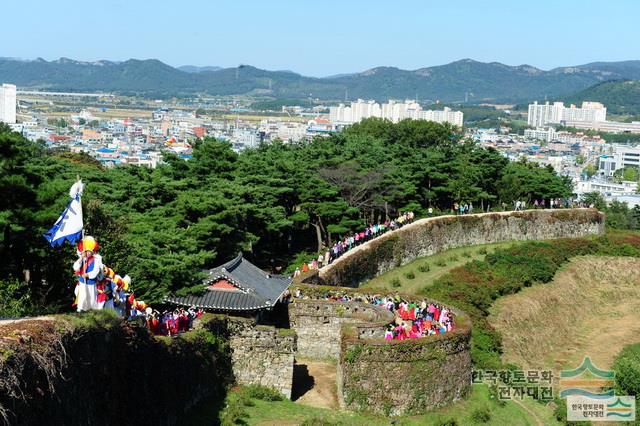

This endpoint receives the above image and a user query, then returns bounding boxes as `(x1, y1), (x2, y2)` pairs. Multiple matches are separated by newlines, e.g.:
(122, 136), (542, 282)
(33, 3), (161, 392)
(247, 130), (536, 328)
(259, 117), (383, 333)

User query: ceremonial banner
(43, 180), (84, 247)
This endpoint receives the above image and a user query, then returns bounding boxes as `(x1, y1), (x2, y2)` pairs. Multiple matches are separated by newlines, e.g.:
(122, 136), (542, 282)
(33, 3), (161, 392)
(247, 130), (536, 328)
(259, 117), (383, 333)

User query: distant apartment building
(527, 101), (606, 127)
(563, 120), (640, 134)
(598, 145), (640, 176)
(524, 127), (555, 142)
(329, 99), (463, 127)
(0, 83), (17, 124)
(575, 178), (638, 196)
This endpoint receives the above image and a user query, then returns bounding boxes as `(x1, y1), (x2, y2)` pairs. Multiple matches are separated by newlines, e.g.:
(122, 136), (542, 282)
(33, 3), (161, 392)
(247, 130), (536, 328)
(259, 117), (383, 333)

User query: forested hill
(561, 80), (640, 115)
(0, 119), (573, 316)
(2, 57), (640, 102)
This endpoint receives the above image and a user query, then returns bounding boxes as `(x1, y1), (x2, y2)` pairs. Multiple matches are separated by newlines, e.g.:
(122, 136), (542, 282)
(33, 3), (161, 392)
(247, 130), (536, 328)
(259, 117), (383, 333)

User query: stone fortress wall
(337, 305), (472, 415)
(318, 208), (605, 287)
(205, 316), (296, 399)
(290, 209), (604, 414)
(289, 298), (472, 415)
(288, 300), (394, 359)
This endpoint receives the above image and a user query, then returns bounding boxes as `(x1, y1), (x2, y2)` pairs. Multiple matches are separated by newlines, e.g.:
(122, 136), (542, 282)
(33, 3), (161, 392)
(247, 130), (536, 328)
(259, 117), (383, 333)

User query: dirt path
(291, 359), (338, 410)
(512, 399), (545, 426)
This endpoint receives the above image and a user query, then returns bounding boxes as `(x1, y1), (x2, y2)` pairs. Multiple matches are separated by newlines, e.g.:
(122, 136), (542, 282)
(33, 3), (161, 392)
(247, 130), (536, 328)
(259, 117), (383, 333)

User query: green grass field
(204, 384), (559, 425)
(361, 242), (515, 293)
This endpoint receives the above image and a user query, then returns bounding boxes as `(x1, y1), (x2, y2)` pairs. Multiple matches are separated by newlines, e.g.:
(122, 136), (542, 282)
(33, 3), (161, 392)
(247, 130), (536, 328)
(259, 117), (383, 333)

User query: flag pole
(77, 174), (84, 240)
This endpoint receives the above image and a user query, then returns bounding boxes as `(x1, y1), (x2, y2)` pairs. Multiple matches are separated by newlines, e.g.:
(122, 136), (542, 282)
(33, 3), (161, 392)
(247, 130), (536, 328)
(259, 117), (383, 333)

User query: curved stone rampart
(337, 306), (472, 416)
(289, 296), (473, 415)
(319, 208), (605, 287)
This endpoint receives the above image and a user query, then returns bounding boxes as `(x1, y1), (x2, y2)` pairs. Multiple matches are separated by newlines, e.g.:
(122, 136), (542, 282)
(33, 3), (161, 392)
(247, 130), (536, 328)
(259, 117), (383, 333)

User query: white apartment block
(563, 120), (640, 134)
(575, 179), (638, 196)
(329, 99), (463, 127)
(0, 83), (17, 124)
(598, 145), (640, 176)
(524, 127), (556, 142)
(527, 101), (606, 127)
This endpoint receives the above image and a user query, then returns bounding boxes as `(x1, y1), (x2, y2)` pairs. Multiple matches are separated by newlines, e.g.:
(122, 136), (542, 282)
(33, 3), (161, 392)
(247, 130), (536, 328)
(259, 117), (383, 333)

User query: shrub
(345, 344), (364, 363)
(301, 417), (340, 426)
(0, 279), (34, 317)
(449, 255), (459, 262)
(436, 417), (458, 426)
(462, 251), (472, 258)
(418, 263), (430, 273)
(420, 235), (640, 369)
(243, 384), (283, 401)
(471, 407), (491, 423)
(390, 278), (401, 288)
(613, 342), (640, 396)
(404, 271), (416, 280)
(220, 393), (249, 426)
(478, 247), (488, 255)
(435, 259), (447, 267)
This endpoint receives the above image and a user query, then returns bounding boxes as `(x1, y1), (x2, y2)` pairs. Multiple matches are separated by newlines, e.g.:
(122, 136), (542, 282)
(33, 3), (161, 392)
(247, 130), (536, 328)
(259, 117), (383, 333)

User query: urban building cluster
(329, 99), (463, 127)
(528, 100), (640, 133)
(1, 81), (341, 168)
(2, 80), (639, 208)
(475, 125), (640, 207)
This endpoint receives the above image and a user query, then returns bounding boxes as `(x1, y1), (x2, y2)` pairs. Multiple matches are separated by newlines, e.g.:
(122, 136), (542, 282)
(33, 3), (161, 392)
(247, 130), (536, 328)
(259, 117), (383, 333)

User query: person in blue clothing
(73, 236), (103, 312)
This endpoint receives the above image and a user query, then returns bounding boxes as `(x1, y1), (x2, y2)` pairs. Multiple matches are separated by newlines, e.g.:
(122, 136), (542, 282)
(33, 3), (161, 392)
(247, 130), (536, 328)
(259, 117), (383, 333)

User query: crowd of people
(292, 288), (455, 340)
(294, 211), (415, 276)
(452, 203), (474, 215)
(141, 307), (204, 336)
(72, 235), (200, 336)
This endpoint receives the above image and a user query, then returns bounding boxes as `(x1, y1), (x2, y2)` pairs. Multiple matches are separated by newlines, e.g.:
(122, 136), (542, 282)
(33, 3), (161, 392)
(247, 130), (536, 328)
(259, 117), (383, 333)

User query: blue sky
(1, 0), (638, 76)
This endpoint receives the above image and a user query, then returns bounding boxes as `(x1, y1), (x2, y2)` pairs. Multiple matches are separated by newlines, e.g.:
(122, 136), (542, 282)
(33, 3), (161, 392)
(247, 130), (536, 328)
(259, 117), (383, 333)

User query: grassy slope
(490, 255), (640, 372)
(234, 385), (558, 426)
(362, 242), (515, 293)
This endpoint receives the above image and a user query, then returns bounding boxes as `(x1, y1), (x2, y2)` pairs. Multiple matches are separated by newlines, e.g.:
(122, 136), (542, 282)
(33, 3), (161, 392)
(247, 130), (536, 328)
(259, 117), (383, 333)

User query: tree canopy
(0, 119), (575, 314)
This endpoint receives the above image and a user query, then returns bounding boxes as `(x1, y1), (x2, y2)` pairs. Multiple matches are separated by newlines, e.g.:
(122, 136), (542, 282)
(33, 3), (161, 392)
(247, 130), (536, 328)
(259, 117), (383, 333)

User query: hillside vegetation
(3, 57), (640, 101)
(490, 256), (640, 371)
(562, 79), (640, 116)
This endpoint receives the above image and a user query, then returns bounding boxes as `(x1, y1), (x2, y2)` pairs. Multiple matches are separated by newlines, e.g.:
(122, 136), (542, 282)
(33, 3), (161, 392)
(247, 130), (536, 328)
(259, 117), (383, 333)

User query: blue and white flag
(43, 180), (84, 247)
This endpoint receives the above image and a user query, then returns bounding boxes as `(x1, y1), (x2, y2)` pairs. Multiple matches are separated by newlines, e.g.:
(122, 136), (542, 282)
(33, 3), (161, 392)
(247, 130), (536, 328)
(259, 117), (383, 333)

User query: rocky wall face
(338, 325), (472, 416)
(224, 319), (296, 399)
(0, 314), (231, 426)
(320, 209), (605, 287)
(288, 301), (394, 360)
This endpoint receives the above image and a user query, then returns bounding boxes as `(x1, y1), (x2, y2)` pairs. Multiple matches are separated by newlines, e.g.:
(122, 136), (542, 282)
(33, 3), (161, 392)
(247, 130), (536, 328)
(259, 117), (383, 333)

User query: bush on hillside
(243, 384), (283, 401)
(614, 343), (640, 396)
(422, 234), (640, 368)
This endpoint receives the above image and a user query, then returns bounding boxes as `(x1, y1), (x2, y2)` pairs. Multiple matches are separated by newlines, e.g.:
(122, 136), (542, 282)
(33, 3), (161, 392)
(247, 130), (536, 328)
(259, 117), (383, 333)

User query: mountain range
(561, 79), (640, 115)
(1, 57), (640, 102)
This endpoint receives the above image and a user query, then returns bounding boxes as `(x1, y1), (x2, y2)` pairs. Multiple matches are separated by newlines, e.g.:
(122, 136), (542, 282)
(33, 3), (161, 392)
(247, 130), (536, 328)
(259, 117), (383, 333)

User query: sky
(1, 0), (639, 76)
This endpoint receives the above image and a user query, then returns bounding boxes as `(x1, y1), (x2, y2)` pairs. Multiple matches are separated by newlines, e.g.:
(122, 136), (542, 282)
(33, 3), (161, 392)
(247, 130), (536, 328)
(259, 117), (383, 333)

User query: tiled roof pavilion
(165, 253), (292, 311)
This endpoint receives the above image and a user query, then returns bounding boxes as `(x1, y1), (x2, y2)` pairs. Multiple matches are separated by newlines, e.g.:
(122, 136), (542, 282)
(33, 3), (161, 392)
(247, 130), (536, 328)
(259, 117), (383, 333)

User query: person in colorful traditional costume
(73, 236), (103, 312)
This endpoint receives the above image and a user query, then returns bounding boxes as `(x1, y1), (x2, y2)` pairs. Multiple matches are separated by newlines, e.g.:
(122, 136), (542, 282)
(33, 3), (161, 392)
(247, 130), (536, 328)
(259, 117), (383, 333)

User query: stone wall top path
(318, 208), (605, 287)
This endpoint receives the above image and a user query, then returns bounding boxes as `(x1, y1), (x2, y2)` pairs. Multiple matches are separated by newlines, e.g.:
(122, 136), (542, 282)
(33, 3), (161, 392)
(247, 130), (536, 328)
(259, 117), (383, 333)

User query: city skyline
(1, 0), (639, 76)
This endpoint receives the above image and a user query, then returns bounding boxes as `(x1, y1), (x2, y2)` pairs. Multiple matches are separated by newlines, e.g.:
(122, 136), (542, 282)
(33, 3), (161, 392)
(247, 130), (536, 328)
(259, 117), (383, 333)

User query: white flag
(43, 181), (84, 247)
